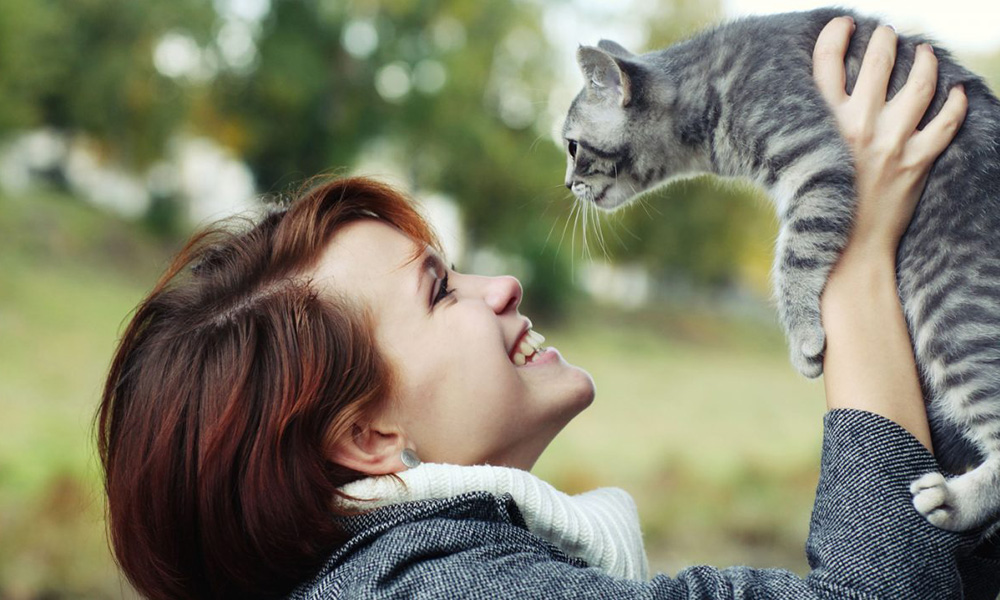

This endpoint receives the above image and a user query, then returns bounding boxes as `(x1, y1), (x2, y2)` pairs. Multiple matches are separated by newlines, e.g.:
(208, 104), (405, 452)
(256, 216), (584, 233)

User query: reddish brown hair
(97, 177), (438, 599)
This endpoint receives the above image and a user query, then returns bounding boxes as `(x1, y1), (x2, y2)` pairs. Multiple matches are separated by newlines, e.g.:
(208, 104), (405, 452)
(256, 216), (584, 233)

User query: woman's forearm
(821, 247), (932, 451)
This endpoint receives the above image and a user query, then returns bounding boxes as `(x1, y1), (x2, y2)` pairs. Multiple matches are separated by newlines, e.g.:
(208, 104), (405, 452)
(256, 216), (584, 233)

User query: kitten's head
(562, 40), (690, 211)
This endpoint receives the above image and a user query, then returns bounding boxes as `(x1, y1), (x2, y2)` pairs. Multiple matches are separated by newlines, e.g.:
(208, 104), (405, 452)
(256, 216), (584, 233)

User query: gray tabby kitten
(562, 7), (1000, 532)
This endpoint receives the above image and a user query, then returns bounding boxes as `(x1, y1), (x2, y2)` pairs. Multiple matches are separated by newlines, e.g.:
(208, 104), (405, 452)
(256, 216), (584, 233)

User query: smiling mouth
(510, 329), (546, 366)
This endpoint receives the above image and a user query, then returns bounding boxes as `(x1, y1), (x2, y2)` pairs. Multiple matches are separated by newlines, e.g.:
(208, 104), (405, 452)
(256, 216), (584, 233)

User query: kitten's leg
(905, 281), (1000, 531)
(910, 364), (1000, 531)
(774, 232), (833, 378)
(769, 150), (855, 378)
(912, 456), (1000, 531)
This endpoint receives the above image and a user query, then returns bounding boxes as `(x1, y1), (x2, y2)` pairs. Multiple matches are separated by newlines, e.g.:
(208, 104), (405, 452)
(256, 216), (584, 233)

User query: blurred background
(1, 0), (998, 597)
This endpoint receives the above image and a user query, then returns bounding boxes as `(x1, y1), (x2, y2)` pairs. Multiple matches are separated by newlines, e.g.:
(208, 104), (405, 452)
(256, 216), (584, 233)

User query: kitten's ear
(597, 39), (635, 59)
(577, 45), (631, 107)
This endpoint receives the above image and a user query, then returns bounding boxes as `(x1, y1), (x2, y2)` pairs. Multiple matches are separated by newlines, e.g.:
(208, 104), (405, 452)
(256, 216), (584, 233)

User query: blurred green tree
(0, 0), (789, 309)
(211, 0), (577, 317)
(0, 0), (216, 167)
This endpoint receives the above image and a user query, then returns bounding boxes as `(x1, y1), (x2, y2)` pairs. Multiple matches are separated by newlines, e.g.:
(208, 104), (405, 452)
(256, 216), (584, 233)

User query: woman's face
(311, 220), (595, 470)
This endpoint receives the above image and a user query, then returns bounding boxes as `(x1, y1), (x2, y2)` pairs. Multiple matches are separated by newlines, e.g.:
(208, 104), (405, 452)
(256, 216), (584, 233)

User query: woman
(97, 18), (999, 599)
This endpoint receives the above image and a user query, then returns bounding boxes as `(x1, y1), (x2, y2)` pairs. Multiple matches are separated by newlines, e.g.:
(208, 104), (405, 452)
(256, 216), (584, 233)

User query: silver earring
(401, 448), (422, 469)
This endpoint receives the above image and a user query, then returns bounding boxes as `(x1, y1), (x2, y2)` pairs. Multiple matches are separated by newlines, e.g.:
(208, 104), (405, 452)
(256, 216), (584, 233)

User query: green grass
(0, 190), (160, 598)
(0, 189), (828, 596)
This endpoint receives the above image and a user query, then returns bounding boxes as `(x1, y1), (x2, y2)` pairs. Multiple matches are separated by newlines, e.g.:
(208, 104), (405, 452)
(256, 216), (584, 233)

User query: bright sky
(723, 0), (1000, 53)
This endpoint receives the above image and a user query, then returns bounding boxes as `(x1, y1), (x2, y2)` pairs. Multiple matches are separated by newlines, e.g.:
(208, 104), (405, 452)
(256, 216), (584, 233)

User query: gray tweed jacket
(290, 410), (1000, 599)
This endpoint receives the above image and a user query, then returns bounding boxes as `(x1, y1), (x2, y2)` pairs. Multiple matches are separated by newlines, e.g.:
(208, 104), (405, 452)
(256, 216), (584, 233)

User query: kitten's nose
(565, 179), (574, 190)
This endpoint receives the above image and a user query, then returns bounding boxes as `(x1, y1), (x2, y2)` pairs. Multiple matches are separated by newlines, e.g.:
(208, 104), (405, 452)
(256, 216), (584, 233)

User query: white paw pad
(800, 329), (826, 358)
(788, 322), (826, 379)
(910, 472), (958, 530)
(790, 343), (824, 378)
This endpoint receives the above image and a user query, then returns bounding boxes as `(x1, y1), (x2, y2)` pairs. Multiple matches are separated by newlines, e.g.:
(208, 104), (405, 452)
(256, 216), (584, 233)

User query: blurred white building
(0, 130), (257, 227)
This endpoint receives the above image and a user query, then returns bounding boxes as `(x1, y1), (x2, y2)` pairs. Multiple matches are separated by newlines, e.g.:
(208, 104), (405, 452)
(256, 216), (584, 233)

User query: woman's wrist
(821, 243), (933, 450)
(824, 244), (897, 304)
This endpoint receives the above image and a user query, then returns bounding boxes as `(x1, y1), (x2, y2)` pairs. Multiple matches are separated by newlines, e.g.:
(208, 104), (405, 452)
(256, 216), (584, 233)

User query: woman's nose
(484, 275), (522, 314)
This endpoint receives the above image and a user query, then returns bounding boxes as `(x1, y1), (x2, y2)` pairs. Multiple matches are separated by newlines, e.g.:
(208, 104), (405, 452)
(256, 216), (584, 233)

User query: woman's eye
(432, 272), (454, 306)
(567, 140), (578, 159)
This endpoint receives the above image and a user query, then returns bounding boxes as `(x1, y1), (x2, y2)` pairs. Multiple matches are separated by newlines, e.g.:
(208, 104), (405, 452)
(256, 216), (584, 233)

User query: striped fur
(562, 8), (1000, 532)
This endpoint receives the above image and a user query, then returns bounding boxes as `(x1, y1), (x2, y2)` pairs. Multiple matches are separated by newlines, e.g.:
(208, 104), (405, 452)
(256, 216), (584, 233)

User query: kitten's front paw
(789, 324), (826, 378)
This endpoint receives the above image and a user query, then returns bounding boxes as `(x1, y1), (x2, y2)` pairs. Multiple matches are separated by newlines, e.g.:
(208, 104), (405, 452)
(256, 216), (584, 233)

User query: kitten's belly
(928, 410), (984, 474)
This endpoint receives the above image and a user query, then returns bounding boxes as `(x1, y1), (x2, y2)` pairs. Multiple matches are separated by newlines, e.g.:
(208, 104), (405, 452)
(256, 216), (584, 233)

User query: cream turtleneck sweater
(339, 462), (650, 581)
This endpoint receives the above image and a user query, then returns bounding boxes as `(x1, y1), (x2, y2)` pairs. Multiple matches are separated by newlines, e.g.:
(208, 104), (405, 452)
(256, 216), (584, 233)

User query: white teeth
(511, 328), (547, 366)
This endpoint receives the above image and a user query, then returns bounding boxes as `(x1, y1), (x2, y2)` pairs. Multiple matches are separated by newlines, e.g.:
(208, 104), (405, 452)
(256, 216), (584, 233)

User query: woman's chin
(553, 356), (596, 412)
(553, 366), (597, 423)
(573, 369), (597, 410)
(568, 358), (596, 402)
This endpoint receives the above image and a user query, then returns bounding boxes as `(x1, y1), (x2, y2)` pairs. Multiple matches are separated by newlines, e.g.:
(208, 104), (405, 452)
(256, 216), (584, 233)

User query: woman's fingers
(814, 17), (966, 171)
(853, 25), (898, 114)
(813, 17), (855, 106)
(889, 44), (939, 136)
(911, 84), (968, 161)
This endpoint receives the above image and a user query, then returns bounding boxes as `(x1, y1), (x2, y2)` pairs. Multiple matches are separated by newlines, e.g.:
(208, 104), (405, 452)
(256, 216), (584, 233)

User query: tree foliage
(0, 0), (216, 166)
(211, 0), (579, 316)
(0, 0), (860, 312)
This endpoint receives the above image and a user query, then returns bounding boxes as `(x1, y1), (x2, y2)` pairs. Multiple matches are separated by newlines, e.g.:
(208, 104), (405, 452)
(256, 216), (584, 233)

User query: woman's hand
(813, 18), (967, 259)
(812, 17), (967, 450)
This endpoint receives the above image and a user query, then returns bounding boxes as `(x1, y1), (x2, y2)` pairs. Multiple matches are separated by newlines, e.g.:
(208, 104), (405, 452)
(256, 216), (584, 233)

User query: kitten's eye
(567, 140), (578, 159)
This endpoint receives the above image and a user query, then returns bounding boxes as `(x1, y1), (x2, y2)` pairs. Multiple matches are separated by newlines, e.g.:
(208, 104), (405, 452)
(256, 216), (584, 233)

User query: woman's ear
(327, 421), (407, 476)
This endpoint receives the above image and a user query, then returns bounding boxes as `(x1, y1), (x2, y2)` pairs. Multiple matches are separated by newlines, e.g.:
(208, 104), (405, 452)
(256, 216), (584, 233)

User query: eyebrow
(415, 251), (445, 300)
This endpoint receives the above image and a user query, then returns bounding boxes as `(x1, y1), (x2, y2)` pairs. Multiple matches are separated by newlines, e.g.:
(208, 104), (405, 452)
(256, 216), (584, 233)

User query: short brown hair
(97, 177), (439, 599)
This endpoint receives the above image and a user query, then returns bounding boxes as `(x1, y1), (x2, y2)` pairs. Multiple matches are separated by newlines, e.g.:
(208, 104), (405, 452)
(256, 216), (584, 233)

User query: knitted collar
(338, 463), (649, 581)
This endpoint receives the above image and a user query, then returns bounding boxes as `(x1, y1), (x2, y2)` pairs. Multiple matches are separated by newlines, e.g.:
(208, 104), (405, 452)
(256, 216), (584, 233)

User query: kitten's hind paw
(788, 327), (826, 378)
(910, 471), (983, 532)
(911, 472), (952, 527)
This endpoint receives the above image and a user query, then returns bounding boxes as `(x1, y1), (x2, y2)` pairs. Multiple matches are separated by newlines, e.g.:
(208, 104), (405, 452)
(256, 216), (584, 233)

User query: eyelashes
(432, 271), (454, 306)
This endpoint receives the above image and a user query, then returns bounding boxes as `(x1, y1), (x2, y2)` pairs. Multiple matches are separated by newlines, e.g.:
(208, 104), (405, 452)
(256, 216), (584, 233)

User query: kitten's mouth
(591, 186), (610, 207)
(573, 182), (611, 206)
(592, 185), (614, 210)
(572, 182), (617, 210)
(510, 328), (546, 366)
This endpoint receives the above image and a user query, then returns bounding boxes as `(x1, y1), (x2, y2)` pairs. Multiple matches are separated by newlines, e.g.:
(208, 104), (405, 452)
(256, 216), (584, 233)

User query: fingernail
(886, 24), (896, 32)
(925, 44), (935, 55)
